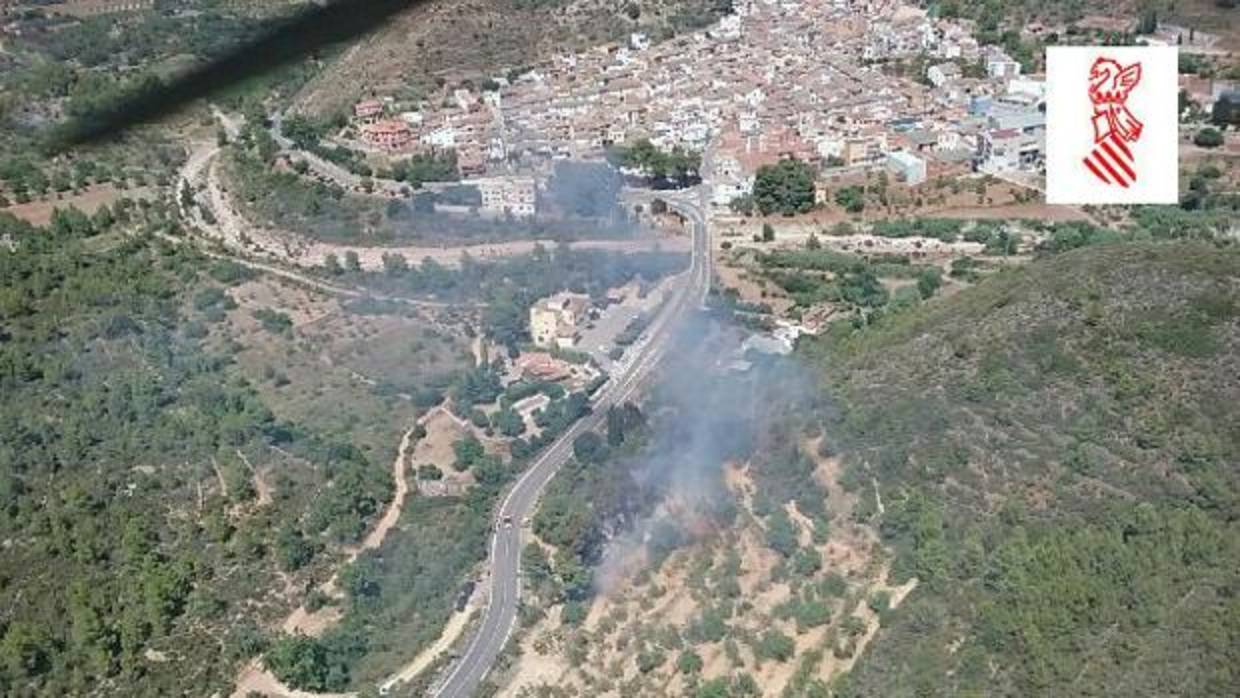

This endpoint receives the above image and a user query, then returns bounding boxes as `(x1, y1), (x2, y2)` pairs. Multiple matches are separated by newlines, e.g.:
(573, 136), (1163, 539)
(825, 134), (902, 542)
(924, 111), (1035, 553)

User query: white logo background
(1046, 46), (1179, 205)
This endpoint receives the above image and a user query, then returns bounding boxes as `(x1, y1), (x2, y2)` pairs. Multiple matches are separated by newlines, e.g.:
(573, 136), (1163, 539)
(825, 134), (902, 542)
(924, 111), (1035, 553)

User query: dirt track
(231, 425), (418, 698)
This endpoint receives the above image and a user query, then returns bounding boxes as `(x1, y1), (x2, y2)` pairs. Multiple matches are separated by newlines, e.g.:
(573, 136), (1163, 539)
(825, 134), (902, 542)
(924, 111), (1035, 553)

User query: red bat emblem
(1083, 57), (1142, 188)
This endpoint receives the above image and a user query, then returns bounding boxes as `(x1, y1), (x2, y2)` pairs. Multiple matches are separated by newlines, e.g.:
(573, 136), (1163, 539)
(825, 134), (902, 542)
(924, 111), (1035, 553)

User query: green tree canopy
(753, 158), (817, 216)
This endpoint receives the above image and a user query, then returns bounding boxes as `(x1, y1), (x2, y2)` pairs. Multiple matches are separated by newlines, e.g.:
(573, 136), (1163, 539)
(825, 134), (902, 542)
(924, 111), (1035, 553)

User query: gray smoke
(595, 311), (818, 593)
(384, 160), (642, 243)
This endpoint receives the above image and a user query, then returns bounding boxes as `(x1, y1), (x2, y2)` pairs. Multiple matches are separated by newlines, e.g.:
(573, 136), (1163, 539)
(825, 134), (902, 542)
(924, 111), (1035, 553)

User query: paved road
(187, 107), (714, 696)
(429, 192), (710, 698)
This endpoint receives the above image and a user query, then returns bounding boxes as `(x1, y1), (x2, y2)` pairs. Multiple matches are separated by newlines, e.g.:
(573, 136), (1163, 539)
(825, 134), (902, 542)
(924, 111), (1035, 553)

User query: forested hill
(808, 242), (1240, 696)
(0, 209), (394, 696)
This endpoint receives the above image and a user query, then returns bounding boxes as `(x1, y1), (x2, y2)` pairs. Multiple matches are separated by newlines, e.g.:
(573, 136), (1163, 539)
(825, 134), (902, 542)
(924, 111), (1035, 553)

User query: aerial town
(332, 0), (1231, 223)
(2, 0), (1239, 697)
(344, 1), (1038, 194)
(351, 6), (929, 194)
(350, 1), (1023, 178)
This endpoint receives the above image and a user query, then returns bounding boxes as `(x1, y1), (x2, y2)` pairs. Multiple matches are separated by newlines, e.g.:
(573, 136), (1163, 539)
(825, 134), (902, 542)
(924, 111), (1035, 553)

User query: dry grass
(210, 275), (468, 461)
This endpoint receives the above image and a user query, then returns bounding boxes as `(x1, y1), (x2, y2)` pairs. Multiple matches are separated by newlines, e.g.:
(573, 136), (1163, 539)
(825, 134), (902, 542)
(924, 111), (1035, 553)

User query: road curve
(429, 193), (710, 698)
(188, 106), (715, 696)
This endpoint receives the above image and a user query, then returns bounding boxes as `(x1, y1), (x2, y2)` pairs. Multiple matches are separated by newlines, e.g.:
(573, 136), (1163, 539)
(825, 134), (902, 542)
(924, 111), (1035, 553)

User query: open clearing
(2, 184), (155, 225)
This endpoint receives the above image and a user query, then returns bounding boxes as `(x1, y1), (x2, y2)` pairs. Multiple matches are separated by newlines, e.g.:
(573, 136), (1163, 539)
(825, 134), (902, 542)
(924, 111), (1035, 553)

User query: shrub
(818, 573), (848, 597)
(917, 267), (943, 299)
(636, 648), (665, 673)
(677, 650), (703, 674)
(1193, 127), (1223, 148)
(792, 547), (822, 576)
(755, 629), (795, 662)
(868, 590), (892, 615)
(452, 436), (485, 470)
(252, 308), (293, 334)
(753, 158), (816, 215)
(562, 601), (587, 625)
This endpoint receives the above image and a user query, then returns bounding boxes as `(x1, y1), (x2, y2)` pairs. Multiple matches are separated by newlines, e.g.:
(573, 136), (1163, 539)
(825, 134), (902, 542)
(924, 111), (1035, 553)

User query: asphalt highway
(429, 192), (710, 698)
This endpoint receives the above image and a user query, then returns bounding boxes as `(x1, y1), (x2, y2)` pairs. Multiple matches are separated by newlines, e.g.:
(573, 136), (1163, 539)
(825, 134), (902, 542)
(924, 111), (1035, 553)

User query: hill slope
(293, 0), (731, 114)
(0, 207), (469, 695)
(809, 242), (1240, 696)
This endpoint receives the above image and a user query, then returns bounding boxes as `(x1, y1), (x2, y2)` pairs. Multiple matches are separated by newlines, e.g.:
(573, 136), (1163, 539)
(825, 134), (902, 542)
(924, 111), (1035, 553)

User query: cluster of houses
(341, 0), (1057, 208)
(334, 0), (1240, 214)
(351, 96), (488, 176)
(351, 97), (539, 218)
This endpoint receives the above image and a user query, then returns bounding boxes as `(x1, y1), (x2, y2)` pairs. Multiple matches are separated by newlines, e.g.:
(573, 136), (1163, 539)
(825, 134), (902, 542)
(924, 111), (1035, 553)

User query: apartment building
(470, 176), (537, 218)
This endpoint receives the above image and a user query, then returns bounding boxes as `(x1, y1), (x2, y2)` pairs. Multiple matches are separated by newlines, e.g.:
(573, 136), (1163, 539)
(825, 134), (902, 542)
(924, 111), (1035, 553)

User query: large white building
(986, 49), (1023, 79)
(926, 62), (962, 88)
(886, 150), (927, 186)
(468, 176), (537, 218)
(978, 128), (1044, 173)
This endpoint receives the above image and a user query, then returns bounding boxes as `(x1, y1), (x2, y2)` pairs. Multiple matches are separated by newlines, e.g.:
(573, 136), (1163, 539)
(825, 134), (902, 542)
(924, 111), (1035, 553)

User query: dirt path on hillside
(230, 402), (488, 697)
(231, 425), (418, 698)
(278, 422), (415, 635)
(819, 574), (919, 680)
(360, 431), (413, 551)
(176, 145), (469, 310)
(920, 202), (1093, 222)
(236, 449), (274, 507)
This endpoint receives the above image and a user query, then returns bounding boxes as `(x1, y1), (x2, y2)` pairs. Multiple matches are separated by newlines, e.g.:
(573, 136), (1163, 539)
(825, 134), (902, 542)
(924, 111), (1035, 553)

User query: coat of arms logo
(1082, 57), (1143, 187)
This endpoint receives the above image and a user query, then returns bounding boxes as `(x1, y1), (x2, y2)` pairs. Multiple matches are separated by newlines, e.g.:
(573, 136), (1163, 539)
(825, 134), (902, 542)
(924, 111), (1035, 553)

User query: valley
(1, 0), (1238, 697)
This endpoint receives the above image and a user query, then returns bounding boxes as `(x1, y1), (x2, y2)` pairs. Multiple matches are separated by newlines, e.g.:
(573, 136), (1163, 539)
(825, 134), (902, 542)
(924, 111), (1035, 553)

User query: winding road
(429, 190), (710, 698)
(184, 109), (714, 696)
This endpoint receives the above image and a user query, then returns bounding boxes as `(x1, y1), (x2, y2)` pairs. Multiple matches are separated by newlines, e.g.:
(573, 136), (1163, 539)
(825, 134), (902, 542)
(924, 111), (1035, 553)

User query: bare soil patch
(920, 202), (1092, 222)
(2, 184), (155, 226)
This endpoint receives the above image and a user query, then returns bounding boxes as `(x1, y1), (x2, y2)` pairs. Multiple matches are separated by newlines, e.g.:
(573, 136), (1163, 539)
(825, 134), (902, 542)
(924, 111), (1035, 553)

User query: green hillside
(809, 242), (1240, 696)
(0, 207), (444, 696)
